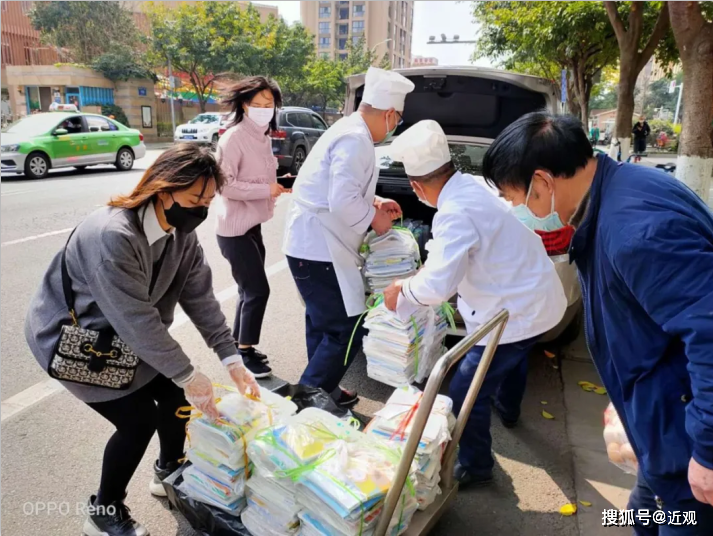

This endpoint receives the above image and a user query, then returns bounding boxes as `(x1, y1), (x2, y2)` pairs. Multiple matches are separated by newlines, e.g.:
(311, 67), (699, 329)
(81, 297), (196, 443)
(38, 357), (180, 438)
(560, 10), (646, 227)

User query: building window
(319, 6), (331, 18)
(319, 22), (330, 33)
(1, 2), (7, 12)
(353, 4), (365, 17)
(352, 35), (362, 46)
(339, 53), (348, 61)
(21, 1), (32, 13)
(352, 20), (365, 33)
(339, 24), (348, 36)
(319, 37), (331, 49)
(339, 1), (349, 5)
(399, 57), (404, 68)
(338, 38), (348, 50)
(388, 3), (392, 19)
(339, 7), (349, 20)
(1, 41), (12, 65)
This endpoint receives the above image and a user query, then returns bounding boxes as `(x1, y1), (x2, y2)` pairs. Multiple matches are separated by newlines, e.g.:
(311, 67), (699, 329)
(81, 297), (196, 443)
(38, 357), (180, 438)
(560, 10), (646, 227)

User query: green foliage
(100, 104), (130, 127)
(91, 45), (156, 82)
(30, 1), (140, 63)
(157, 122), (174, 137)
(641, 73), (683, 118)
(471, 1), (621, 120)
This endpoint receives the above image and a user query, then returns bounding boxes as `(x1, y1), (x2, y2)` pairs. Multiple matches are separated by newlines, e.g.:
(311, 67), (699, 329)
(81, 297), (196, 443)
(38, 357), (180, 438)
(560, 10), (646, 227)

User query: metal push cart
(373, 309), (510, 536)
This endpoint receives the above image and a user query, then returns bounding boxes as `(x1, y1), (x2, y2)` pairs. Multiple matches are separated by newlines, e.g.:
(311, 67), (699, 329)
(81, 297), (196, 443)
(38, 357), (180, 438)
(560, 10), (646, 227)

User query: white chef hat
(389, 120), (451, 177)
(361, 67), (415, 112)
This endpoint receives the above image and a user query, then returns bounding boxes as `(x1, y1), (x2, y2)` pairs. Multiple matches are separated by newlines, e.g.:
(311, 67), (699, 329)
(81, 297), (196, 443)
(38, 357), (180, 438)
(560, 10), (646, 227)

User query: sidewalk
(562, 326), (635, 536)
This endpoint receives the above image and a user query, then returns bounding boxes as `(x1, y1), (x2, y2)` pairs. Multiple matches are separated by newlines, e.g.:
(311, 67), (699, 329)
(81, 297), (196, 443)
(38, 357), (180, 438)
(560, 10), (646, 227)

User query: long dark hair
(108, 144), (225, 209)
(223, 76), (282, 134)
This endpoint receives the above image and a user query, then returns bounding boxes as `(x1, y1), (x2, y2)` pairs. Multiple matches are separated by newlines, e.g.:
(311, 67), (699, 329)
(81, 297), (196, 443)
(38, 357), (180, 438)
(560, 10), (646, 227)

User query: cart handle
(373, 309), (509, 536)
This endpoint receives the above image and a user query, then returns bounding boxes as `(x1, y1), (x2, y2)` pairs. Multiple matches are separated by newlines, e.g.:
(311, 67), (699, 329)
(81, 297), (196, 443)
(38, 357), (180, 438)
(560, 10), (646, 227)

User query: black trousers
(217, 224), (270, 346)
(86, 374), (188, 504)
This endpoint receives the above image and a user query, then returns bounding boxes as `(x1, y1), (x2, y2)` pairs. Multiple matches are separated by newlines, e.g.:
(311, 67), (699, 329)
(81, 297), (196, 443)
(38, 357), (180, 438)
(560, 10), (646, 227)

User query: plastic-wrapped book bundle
(246, 408), (418, 536)
(365, 386), (455, 510)
(360, 225), (422, 294)
(178, 389), (297, 515)
(242, 466), (302, 536)
(364, 302), (451, 388)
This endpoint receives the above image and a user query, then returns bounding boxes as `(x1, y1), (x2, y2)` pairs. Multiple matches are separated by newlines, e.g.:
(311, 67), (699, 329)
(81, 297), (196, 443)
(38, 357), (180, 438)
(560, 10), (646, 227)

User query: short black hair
(482, 111), (593, 191)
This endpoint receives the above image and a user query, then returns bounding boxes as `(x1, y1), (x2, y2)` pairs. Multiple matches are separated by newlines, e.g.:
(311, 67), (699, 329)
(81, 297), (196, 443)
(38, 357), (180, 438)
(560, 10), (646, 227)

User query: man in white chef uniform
(383, 120), (567, 485)
(283, 67), (415, 407)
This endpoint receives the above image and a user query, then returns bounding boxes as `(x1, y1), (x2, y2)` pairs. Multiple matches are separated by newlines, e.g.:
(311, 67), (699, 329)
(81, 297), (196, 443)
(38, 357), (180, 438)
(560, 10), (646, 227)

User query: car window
(6, 114), (68, 135)
(86, 116), (118, 132)
(287, 113), (311, 129)
(378, 142), (488, 176)
(189, 114), (220, 124)
(310, 114), (328, 131)
(58, 116), (85, 134)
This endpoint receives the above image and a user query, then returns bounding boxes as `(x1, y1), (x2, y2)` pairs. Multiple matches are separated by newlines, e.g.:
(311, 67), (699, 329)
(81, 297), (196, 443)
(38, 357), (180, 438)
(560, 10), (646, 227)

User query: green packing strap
(410, 315), (420, 376)
(440, 301), (457, 331)
(344, 293), (383, 366)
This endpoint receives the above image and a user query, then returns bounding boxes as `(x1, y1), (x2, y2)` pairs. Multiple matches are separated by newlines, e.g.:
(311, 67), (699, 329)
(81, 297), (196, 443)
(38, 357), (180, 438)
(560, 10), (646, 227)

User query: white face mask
(413, 182), (436, 208)
(246, 107), (274, 127)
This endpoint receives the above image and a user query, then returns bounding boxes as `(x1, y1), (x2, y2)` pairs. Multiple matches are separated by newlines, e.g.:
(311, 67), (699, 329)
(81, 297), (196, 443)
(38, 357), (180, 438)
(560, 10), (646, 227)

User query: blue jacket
(570, 154), (713, 503)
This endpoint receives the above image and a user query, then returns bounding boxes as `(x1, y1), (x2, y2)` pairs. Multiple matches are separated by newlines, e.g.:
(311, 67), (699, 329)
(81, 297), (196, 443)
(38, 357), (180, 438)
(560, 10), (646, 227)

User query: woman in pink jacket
(216, 77), (287, 378)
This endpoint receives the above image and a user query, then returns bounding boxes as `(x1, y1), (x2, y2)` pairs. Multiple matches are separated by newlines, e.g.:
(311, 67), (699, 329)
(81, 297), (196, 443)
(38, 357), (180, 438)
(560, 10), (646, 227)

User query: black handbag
(48, 224), (169, 389)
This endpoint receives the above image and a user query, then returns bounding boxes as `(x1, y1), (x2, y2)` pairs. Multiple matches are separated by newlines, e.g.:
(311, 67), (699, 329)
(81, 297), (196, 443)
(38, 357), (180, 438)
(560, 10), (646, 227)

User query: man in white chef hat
(383, 120), (567, 486)
(283, 67), (415, 407)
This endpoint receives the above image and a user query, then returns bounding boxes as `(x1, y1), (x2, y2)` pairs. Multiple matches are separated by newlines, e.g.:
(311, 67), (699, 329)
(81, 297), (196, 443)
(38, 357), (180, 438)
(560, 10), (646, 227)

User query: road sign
(669, 80), (677, 94)
(561, 70), (567, 103)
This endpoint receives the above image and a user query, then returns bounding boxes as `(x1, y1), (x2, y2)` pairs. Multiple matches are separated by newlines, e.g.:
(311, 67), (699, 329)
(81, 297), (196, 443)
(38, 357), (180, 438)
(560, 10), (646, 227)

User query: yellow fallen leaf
(542, 410), (555, 420)
(544, 350), (556, 359)
(560, 503), (577, 516)
(579, 500), (592, 507)
(594, 387), (607, 395)
(541, 400), (548, 405)
(577, 381), (592, 386)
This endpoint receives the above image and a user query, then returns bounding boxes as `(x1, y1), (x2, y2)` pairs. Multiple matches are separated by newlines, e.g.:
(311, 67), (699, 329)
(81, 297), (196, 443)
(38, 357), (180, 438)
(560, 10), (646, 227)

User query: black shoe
(149, 460), (180, 497)
(83, 496), (149, 536)
(453, 462), (493, 488)
(333, 388), (359, 407)
(492, 401), (518, 429)
(242, 354), (272, 379)
(236, 345), (269, 364)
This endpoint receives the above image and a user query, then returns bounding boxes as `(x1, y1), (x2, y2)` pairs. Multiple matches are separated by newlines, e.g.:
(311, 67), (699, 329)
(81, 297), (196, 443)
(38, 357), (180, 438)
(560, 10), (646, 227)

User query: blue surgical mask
(511, 176), (565, 232)
(381, 112), (402, 144)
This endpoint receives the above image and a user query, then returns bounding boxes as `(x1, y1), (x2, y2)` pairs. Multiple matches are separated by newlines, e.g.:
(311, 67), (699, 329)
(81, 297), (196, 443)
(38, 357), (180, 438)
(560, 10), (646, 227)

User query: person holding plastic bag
(482, 111), (713, 533)
(25, 145), (260, 536)
(383, 120), (567, 486)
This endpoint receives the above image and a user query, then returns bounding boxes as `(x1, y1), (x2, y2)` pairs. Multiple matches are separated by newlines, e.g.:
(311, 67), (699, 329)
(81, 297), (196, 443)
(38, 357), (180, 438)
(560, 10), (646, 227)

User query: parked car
(345, 66), (581, 342)
(1, 108), (146, 180)
(174, 112), (224, 146)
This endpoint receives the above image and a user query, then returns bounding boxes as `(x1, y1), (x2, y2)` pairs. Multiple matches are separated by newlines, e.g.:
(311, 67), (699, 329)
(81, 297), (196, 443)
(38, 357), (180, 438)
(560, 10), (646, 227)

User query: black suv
(273, 107), (329, 174)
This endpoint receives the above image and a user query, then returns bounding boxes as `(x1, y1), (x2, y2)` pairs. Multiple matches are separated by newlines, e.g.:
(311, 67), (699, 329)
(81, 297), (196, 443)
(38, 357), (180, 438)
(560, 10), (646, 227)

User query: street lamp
(371, 38), (392, 53)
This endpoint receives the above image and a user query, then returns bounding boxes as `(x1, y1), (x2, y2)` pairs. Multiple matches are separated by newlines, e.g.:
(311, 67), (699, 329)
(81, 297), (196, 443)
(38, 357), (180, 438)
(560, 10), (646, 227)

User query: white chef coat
(283, 113), (377, 262)
(397, 171), (567, 345)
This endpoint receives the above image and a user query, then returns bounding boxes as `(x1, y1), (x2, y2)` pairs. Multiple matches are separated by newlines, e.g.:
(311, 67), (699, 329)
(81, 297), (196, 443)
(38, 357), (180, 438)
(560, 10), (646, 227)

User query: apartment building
(301, 1), (414, 69)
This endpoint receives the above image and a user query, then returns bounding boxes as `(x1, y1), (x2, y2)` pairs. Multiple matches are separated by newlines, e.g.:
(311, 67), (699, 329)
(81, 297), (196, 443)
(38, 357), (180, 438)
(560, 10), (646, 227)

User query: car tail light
(139, 133), (144, 142)
(219, 127), (226, 137)
(271, 130), (288, 140)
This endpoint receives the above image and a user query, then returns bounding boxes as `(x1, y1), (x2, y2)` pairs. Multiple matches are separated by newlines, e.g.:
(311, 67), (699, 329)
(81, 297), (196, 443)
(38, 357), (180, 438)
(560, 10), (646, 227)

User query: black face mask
(163, 195), (208, 233)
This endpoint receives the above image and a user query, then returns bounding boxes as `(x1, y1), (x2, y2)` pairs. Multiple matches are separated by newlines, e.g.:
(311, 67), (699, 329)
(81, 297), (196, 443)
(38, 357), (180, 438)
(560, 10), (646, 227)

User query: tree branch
(636, 2), (670, 73)
(604, 1), (626, 43)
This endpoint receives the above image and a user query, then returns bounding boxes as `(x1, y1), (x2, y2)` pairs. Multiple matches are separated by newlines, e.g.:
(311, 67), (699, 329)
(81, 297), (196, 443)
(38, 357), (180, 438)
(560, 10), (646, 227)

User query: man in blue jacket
(482, 111), (713, 534)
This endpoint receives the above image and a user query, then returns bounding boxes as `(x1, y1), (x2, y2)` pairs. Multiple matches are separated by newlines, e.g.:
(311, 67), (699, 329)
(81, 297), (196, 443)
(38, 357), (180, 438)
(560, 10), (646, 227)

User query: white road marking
(1, 189), (37, 197)
(1, 228), (74, 247)
(0, 258), (291, 422)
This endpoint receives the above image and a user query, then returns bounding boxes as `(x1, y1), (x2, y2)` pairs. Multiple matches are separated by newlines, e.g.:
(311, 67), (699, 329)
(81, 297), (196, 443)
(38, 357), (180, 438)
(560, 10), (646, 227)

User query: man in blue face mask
(483, 111), (713, 533)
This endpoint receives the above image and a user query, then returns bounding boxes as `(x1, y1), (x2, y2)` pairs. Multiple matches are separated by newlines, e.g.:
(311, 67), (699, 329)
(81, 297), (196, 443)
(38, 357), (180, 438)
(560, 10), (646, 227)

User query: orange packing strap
(389, 393), (423, 442)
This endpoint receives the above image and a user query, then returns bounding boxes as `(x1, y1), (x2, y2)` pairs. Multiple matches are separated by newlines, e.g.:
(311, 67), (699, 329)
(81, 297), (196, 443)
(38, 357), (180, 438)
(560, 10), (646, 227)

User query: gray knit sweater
(24, 206), (236, 403)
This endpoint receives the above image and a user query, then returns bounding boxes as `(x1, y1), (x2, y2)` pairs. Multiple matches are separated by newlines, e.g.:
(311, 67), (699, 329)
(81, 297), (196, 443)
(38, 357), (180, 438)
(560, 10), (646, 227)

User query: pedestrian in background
(632, 115), (650, 163)
(25, 145), (259, 536)
(215, 76), (286, 379)
(483, 111), (713, 534)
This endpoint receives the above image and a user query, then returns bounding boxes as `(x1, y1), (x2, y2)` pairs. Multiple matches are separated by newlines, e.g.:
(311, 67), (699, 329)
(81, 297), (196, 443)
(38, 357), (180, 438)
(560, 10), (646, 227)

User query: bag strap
(61, 206), (172, 325)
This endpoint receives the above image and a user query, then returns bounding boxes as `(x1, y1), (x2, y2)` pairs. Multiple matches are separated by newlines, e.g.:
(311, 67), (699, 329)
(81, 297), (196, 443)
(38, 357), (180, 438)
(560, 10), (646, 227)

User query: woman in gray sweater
(25, 144), (259, 536)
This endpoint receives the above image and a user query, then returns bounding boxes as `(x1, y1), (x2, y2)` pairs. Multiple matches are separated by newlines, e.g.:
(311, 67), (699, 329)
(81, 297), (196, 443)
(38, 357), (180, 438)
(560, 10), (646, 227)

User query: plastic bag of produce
(603, 402), (638, 475)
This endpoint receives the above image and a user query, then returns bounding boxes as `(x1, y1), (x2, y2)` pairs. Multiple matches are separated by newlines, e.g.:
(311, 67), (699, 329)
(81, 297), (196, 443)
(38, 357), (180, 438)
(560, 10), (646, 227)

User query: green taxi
(1, 107), (146, 179)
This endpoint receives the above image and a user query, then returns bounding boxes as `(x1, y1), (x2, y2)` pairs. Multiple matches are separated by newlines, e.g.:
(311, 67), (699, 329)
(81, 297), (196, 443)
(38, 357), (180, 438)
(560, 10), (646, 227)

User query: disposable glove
(180, 370), (220, 421)
(226, 362), (261, 398)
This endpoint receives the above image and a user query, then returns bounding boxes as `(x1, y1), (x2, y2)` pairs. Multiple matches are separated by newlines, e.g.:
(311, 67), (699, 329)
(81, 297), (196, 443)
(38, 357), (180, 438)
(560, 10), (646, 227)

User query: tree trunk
(611, 65), (637, 161)
(669, 2), (713, 204)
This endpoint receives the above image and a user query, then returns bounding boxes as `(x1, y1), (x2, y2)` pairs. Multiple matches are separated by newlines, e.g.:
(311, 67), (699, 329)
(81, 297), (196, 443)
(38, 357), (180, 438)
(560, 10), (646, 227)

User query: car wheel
(74, 166), (88, 172)
(24, 152), (50, 180)
(290, 147), (306, 175)
(115, 148), (134, 171)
